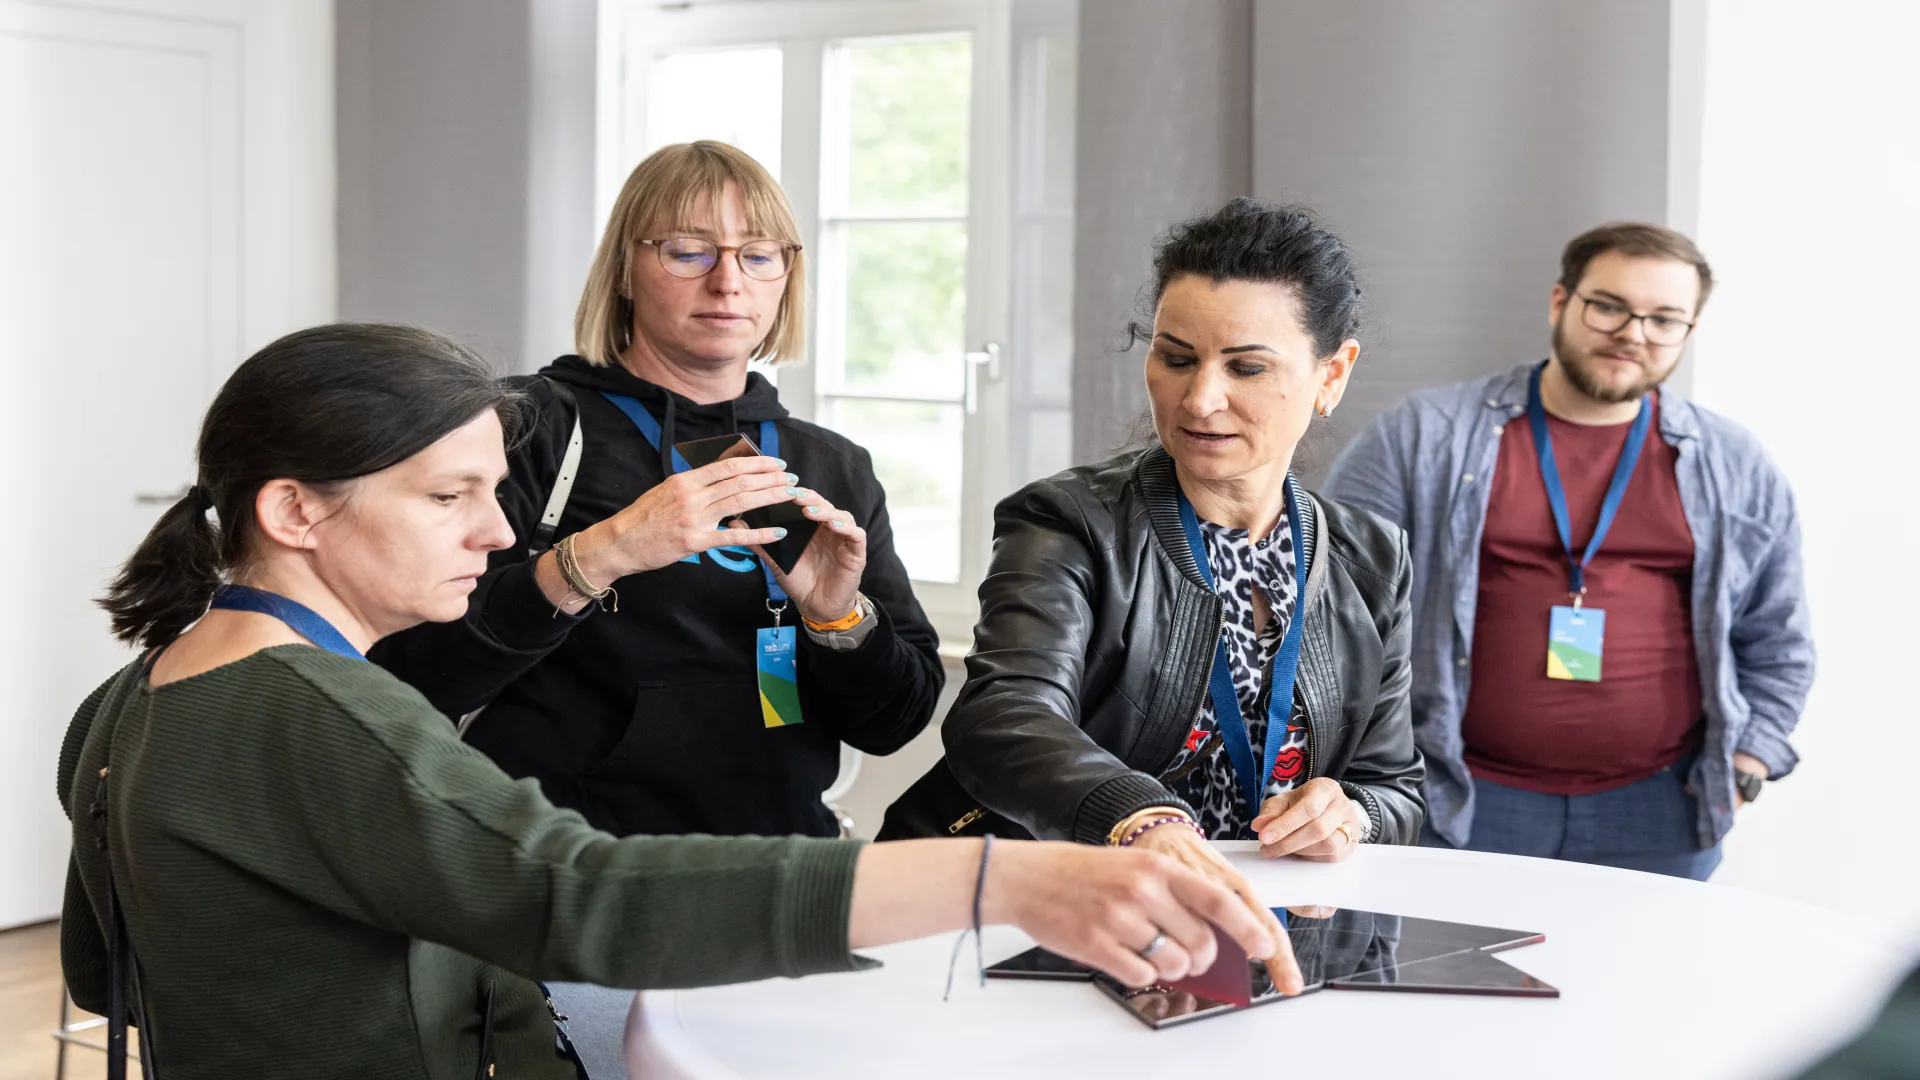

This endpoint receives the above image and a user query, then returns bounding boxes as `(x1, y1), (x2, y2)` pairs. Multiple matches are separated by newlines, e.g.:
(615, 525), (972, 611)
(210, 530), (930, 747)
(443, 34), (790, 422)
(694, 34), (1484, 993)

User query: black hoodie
(371, 355), (944, 838)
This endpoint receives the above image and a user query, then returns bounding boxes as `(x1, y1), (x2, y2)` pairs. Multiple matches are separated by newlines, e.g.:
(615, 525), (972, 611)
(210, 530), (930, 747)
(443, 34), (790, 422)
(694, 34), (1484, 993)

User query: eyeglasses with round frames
(1574, 292), (1696, 346)
(639, 237), (801, 281)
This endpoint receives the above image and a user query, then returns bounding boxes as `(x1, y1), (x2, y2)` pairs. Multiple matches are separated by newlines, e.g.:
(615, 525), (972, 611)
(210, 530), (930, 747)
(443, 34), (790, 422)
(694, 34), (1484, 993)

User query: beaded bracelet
(1107, 805), (1191, 846)
(1117, 815), (1206, 848)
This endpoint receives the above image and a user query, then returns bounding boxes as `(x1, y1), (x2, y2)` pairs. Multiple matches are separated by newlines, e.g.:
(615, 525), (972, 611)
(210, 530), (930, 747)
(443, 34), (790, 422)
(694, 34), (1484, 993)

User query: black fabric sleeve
(796, 443), (944, 755)
(369, 378), (592, 718)
(941, 481), (1188, 844)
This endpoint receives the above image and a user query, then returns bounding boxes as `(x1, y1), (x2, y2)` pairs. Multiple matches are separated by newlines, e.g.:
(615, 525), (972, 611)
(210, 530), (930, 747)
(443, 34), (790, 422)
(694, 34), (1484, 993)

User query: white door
(0, 0), (334, 929)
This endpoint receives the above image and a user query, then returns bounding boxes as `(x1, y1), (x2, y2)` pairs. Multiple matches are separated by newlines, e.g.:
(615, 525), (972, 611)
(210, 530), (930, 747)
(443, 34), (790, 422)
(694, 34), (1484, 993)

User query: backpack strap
(460, 379), (584, 740)
(529, 378), (583, 557)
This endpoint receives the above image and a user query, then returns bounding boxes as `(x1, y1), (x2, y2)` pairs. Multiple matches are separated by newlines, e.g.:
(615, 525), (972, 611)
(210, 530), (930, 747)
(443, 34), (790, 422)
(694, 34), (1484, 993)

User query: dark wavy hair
(1127, 197), (1363, 357)
(100, 323), (530, 650)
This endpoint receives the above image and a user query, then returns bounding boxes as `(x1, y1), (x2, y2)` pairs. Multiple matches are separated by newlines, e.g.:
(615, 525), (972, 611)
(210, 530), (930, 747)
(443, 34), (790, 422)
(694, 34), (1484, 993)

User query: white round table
(624, 843), (1917, 1080)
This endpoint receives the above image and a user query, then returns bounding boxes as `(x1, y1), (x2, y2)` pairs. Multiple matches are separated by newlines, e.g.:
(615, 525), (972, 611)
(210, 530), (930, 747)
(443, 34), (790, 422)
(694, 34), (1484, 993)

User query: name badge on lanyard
(600, 391), (804, 726)
(757, 622), (801, 728)
(1526, 362), (1651, 683)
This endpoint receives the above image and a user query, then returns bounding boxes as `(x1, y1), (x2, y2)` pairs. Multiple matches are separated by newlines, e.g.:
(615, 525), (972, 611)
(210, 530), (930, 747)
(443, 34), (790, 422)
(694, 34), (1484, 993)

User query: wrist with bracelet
(1337, 782), (1378, 844)
(553, 533), (618, 613)
(1107, 805), (1205, 848)
(943, 833), (994, 1001)
(802, 593), (868, 632)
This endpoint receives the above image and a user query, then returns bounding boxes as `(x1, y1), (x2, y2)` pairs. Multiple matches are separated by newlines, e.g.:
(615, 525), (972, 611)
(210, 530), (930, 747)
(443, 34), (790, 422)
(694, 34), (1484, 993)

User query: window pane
(647, 48), (783, 180)
(1038, 36), (1076, 212)
(838, 221), (967, 398)
(830, 399), (962, 583)
(841, 37), (970, 214)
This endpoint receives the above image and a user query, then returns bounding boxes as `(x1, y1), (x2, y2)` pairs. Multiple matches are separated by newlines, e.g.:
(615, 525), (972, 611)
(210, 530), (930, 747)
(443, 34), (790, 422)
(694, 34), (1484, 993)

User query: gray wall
(336, 0), (596, 372)
(1256, 0), (1679, 478)
(1073, 0), (1698, 477)
(1071, 0), (1252, 462)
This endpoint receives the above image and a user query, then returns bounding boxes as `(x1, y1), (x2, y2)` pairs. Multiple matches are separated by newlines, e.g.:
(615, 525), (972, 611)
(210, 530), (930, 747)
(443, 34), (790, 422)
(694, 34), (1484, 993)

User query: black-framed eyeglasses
(1574, 292), (1695, 346)
(639, 237), (801, 281)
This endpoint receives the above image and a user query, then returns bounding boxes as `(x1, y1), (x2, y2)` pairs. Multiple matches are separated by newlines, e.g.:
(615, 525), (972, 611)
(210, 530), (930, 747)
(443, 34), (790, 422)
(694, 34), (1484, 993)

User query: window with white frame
(601, 0), (1074, 646)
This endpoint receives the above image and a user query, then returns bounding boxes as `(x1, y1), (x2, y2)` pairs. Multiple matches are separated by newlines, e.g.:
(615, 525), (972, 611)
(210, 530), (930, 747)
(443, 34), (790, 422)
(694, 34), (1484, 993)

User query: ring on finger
(1137, 932), (1169, 959)
(1335, 822), (1355, 845)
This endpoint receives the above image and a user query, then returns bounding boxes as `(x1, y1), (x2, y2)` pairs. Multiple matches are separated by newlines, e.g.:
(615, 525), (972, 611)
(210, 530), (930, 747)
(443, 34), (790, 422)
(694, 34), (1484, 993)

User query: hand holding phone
(673, 433), (870, 621)
(673, 433), (818, 572)
(574, 443), (795, 582)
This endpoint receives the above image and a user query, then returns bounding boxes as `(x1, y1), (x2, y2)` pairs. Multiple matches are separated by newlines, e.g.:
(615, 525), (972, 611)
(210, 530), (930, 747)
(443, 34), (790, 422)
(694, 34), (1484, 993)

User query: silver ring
(1138, 932), (1169, 959)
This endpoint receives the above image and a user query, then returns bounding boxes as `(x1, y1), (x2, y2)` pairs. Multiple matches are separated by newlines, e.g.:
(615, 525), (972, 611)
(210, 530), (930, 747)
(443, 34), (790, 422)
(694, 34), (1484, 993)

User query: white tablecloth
(626, 843), (1917, 1079)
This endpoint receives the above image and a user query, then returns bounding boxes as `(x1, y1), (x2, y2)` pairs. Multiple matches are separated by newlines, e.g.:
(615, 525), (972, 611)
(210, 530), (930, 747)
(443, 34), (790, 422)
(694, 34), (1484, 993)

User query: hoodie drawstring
(659, 395), (678, 477)
(618, 380), (756, 477)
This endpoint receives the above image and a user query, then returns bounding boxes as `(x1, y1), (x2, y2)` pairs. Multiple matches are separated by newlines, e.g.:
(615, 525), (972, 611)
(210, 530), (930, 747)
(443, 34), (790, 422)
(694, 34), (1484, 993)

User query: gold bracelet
(554, 534), (617, 612)
(1106, 805), (1194, 847)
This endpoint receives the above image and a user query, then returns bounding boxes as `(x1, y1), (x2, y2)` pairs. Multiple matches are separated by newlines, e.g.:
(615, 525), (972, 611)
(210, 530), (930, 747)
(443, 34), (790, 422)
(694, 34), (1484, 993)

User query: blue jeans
(1422, 760), (1723, 881)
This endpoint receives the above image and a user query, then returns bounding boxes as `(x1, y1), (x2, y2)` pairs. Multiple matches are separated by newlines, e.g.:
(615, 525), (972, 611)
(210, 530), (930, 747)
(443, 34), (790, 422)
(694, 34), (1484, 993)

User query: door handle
(964, 342), (1001, 415)
(133, 487), (192, 506)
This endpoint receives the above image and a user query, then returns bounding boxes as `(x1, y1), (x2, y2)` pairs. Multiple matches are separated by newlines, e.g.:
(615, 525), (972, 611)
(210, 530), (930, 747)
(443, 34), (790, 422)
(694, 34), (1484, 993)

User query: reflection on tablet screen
(985, 907), (1555, 1030)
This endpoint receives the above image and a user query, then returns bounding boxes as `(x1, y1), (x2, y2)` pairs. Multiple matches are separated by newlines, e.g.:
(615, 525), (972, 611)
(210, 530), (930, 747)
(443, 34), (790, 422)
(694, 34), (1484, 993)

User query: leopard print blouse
(1161, 509), (1312, 840)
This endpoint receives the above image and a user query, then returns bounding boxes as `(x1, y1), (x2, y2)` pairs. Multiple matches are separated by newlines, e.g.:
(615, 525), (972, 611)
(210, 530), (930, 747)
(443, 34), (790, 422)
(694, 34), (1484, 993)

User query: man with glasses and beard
(1323, 223), (1812, 879)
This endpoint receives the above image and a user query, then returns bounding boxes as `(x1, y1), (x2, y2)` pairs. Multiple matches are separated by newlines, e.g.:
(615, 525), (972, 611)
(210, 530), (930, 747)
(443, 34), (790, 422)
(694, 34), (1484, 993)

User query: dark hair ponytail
(100, 323), (529, 650)
(102, 486), (226, 648)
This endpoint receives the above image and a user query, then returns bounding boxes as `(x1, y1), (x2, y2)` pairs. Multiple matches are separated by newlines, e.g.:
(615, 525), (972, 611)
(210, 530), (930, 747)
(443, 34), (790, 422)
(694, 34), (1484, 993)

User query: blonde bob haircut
(574, 141), (807, 367)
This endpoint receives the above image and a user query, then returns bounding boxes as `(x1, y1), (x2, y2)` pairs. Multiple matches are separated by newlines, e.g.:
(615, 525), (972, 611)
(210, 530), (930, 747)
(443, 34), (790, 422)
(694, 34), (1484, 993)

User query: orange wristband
(803, 595), (866, 632)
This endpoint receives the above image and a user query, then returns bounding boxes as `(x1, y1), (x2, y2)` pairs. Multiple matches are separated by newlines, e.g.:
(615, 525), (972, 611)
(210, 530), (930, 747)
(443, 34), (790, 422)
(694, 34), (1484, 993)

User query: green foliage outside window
(838, 38), (971, 402)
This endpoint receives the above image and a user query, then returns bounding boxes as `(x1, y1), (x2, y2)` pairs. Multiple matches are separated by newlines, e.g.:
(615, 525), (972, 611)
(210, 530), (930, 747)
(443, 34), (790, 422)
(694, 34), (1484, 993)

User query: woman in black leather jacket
(882, 198), (1423, 917)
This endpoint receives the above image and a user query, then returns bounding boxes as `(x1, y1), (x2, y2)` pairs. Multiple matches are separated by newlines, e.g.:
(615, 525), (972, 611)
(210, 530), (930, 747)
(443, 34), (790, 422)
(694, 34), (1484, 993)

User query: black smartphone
(983, 947), (1093, 981)
(672, 432), (818, 573)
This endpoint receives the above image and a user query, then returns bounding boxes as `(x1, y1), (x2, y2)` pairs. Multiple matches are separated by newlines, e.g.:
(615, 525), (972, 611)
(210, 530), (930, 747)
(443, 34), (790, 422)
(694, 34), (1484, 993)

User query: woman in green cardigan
(60, 324), (1295, 1079)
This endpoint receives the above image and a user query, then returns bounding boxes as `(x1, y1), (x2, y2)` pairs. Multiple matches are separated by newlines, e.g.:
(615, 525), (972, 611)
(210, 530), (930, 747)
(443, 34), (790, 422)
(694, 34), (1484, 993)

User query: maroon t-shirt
(1461, 394), (1703, 795)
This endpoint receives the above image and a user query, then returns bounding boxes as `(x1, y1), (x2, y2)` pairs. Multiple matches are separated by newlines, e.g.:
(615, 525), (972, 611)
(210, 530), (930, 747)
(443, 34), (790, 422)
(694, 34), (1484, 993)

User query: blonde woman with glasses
(374, 142), (943, 842)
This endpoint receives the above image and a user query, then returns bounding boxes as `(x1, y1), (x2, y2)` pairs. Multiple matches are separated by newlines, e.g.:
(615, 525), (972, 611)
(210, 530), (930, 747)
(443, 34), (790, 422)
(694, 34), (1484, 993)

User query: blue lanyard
(1177, 476), (1310, 820)
(1525, 362), (1654, 601)
(598, 392), (788, 606)
(208, 584), (366, 661)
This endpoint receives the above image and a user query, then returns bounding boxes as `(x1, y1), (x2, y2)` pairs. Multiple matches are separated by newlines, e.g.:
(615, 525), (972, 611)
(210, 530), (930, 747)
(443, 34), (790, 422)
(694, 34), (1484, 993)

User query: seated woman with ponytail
(57, 323), (1295, 1078)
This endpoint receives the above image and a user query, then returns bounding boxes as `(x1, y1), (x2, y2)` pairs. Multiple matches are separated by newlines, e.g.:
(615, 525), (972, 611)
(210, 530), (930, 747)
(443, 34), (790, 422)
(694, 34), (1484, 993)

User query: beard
(1550, 318), (1679, 404)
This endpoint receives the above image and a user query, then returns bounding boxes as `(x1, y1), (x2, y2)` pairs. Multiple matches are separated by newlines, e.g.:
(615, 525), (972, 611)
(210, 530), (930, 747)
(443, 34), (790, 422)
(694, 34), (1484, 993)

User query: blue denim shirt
(1323, 363), (1814, 848)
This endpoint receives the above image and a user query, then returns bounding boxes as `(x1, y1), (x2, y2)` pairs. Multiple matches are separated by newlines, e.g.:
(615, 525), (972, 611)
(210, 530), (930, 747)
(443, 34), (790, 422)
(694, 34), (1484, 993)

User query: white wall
(1252, 0), (1676, 482)
(1693, 0), (1920, 932)
(0, 0), (334, 929)
(1071, 0), (1251, 462)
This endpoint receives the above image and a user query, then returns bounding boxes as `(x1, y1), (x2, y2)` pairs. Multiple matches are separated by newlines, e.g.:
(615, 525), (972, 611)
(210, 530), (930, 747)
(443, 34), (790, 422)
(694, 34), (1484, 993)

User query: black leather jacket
(880, 446), (1425, 845)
